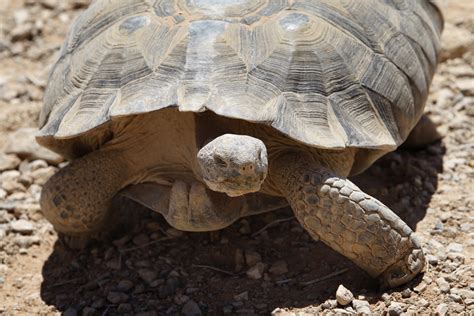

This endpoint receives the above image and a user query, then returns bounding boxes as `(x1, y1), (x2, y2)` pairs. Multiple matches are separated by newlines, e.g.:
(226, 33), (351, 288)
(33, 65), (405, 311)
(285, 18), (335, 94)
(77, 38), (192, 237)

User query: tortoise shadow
(39, 141), (444, 314)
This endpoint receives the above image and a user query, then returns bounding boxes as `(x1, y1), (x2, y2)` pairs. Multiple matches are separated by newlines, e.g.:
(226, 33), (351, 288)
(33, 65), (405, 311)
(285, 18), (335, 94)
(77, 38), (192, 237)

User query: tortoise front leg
(272, 153), (425, 288)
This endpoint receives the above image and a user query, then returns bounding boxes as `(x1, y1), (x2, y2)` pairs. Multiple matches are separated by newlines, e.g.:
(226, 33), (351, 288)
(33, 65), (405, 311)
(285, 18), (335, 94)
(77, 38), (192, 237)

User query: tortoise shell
(38, 0), (443, 158)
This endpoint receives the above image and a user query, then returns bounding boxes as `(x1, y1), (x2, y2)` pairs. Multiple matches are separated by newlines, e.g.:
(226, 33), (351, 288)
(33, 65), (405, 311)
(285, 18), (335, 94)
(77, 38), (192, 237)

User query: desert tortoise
(38, 0), (443, 287)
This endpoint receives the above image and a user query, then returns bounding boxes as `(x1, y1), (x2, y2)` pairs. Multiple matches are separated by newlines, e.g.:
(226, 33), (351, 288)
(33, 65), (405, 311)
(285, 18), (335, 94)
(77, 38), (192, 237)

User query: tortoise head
(197, 134), (268, 197)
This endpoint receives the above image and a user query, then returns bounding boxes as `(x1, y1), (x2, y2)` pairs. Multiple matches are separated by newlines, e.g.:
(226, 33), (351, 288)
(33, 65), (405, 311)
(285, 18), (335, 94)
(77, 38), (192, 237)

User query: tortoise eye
(214, 155), (228, 167)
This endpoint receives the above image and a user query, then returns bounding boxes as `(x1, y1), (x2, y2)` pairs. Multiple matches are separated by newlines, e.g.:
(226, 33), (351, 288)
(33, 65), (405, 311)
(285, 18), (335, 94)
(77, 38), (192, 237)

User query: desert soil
(0, 0), (473, 315)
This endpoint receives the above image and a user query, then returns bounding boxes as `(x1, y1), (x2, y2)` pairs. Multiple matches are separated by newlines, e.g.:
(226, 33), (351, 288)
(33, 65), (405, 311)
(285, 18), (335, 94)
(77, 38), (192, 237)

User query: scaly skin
(272, 153), (425, 288)
(40, 149), (131, 236)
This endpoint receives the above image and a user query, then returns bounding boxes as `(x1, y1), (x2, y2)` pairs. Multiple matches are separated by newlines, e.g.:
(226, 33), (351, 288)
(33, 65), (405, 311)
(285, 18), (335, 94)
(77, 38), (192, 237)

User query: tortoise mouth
(203, 176), (264, 197)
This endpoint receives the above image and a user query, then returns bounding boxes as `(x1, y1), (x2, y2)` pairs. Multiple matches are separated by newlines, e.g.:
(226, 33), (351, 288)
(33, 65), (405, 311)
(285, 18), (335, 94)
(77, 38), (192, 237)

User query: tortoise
(38, 0), (443, 288)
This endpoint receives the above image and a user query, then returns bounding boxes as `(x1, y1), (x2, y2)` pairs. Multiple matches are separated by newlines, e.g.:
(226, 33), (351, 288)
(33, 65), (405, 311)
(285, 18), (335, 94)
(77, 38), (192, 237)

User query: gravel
(335, 284), (354, 306)
(0, 0), (473, 315)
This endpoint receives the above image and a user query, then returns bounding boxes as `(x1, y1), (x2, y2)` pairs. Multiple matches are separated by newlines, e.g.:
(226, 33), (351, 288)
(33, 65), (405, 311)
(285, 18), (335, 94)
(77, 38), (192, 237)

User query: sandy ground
(0, 1), (473, 315)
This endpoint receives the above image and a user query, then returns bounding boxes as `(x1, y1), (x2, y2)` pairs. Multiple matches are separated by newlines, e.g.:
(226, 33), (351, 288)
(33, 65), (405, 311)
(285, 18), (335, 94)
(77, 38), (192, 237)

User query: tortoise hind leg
(40, 149), (132, 248)
(403, 114), (441, 149)
(272, 153), (425, 288)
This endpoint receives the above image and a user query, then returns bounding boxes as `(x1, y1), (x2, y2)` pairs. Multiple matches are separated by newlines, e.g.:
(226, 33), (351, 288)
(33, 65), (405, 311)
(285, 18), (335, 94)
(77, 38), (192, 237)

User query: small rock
(13, 235), (41, 248)
(451, 288), (474, 300)
(440, 23), (474, 61)
(460, 223), (471, 232)
(91, 298), (106, 309)
(30, 167), (56, 185)
(117, 303), (132, 313)
(239, 219), (251, 235)
(352, 299), (370, 314)
(271, 308), (296, 315)
(387, 302), (407, 316)
(246, 262), (265, 279)
(436, 277), (451, 294)
(446, 242), (463, 253)
(332, 308), (351, 315)
(181, 300), (202, 316)
(449, 293), (462, 303)
(401, 288), (411, 298)
(137, 269), (157, 284)
(321, 299), (338, 310)
(269, 260), (288, 275)
(166, 227), (183, 238)
(5, 128), (63, 164)
(0, 154), (20, 171)
(234, 291), (249, 301)
(427, 254), (439, 266)
(11, 219), (34, 235)
(234, 248), (245, 272)
(0, 189), (6, 200)
(245, 250), (262, 267)
(413, 282), (427, 293)
(335, 284), (354, 306)
(117, 279), (134, 292)
(133, 233), (150, 246)
(174, 293), (190, 305)
(436, 303), (449, 316)
(82, 307), (97, 316)
(107, 291), (129, 304)
(418, 298), (430, 308)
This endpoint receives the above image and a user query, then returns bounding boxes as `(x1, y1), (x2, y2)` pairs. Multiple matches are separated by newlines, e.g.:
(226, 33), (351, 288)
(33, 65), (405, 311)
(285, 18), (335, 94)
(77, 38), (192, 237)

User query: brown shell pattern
(38, 0), (443, 151)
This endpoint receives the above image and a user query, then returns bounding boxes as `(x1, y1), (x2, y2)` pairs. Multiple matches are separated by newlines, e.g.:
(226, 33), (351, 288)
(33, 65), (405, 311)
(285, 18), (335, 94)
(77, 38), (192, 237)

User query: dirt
(0, 1), (473, 315)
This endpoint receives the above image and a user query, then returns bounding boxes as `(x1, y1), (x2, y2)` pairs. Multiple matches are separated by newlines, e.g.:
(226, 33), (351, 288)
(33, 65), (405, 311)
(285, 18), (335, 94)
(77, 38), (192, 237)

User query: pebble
(436, 303), (449, 316)
(13, 235), (41, 248)
(335, 284), (354, 306)
(387, 302), (406, 316)
(446, 242), (463, 253)
(460, 223), (471, 232)
(132, 233), (150, 246)
(5, 128), (63, 164)
(137, 269), (157, 284)
(174, 293), (190, 305)
(321, 299), (337, 309)
(246, 262), (265, 279)
(436, 277), (451, 293)
(0, 154), (21, 171)
(269, 260), (288, 275)
(107, 291), (129, 304)
(181, 300), (202, 316)
(413, 282), (427, 293)
(332, 308), (351, 315)
(11, 219), (34, 235)
(234, 291), (249, 301)
(117, 279), (134, 292)
(451, 288), (474, 299)
(81, 307), (96, 316)
(245, 250), (262, 267)
(418, 298), (430, 308)
(117, 303), (132, 313)
(449, 293), (462, 303)
(427, 254), (439, 266)
(401, 288), (411, 298)
(352, 299), (370, 314)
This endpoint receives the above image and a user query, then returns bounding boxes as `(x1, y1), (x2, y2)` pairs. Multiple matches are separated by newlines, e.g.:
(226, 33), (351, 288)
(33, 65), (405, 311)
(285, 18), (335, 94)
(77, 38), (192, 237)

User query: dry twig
(191, 264), (242, 276)
(299, 268), (348, 286)
(251, 216), (295, 237)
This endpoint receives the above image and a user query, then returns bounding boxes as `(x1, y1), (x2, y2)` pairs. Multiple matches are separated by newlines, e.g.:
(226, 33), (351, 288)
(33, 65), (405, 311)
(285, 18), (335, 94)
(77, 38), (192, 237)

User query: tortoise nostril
(240, 163), (256, 175)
